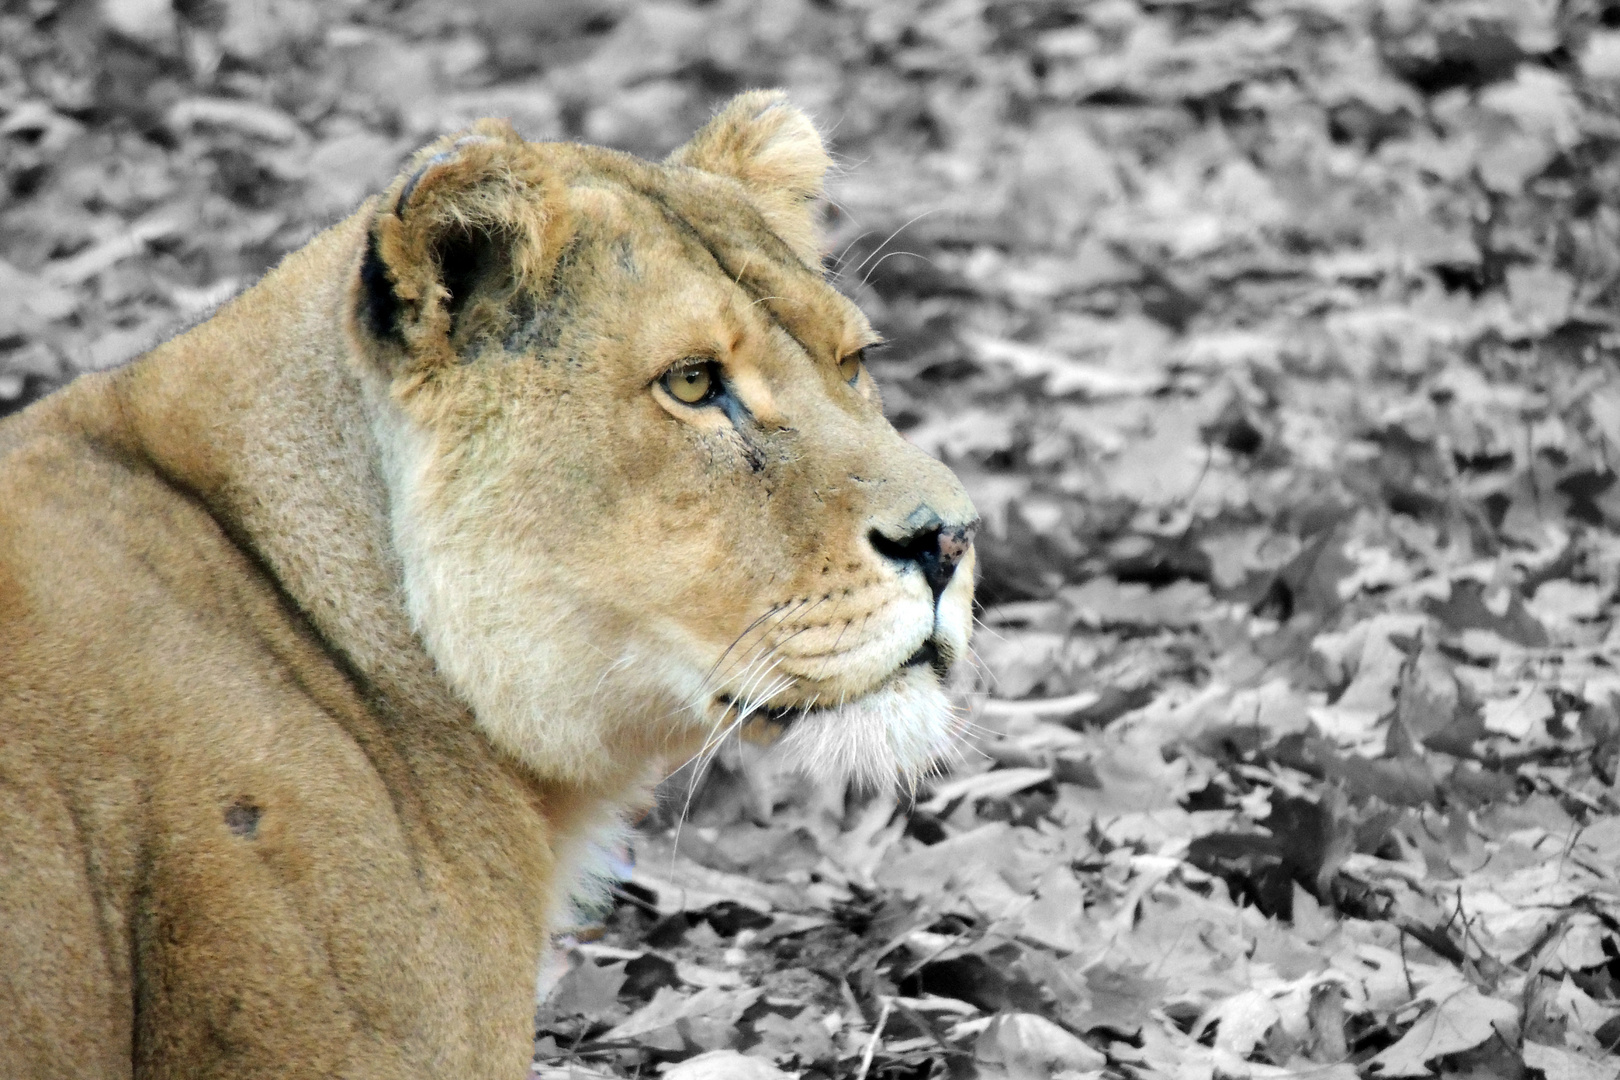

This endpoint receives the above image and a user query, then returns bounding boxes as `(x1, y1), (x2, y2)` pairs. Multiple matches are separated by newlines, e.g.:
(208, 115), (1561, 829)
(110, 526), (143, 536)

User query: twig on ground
(854, 996), (894, 1080)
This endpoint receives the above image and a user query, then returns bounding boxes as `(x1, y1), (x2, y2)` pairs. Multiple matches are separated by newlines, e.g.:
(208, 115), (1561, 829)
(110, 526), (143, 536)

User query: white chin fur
(768, 668), (964, 793)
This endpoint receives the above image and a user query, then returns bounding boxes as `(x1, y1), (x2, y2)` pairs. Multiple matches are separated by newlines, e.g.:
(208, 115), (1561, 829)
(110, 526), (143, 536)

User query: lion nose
(868, 516), (978, 602)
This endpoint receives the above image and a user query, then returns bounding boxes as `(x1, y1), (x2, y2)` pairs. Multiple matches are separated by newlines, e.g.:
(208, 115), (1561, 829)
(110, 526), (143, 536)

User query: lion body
(0, 217), (566, 1078)
(0, 93), (975, 1078)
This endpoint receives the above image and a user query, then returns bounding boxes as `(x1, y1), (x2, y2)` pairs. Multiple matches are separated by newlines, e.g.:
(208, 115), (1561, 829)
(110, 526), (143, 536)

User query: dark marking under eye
(712, 392), (768, 473)
(225, 799), (261, 838)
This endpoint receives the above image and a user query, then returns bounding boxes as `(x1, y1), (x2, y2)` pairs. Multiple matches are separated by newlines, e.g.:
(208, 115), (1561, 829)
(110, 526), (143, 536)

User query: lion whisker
(827, 227), (877, 278)
(848, 208), (941, 278)
(670, 709), (749, 870)
(860, 249), (934, 290)
(669, 668), (792, 867)
(700, 597), (801, 699)
(970, 613), (1011, 645)
(703, 592), (824, 693)
(703, 594), (831, 708)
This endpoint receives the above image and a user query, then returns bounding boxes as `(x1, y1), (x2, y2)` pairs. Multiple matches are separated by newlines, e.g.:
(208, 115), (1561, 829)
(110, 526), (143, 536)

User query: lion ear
(666, 90), (831, 267)
(354, 119), (572, 383)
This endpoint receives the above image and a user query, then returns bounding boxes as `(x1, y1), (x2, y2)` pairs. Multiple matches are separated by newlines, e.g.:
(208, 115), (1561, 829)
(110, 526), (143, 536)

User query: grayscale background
(4, 2), (1620, 1077)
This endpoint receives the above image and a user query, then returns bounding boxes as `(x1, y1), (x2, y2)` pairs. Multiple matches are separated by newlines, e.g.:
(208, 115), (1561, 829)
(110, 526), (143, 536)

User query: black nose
(868, 517), (978, 601)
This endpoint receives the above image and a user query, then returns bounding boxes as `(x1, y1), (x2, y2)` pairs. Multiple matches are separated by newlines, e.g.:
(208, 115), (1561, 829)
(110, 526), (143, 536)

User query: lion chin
(760, 665), (966, 792)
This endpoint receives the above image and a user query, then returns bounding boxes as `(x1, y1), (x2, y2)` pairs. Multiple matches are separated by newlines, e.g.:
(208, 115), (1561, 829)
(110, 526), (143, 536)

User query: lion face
(351, 93), (977, 792)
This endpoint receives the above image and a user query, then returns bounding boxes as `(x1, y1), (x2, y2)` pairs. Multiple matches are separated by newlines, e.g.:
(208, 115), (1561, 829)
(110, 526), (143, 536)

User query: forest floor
(5, 0), (1620, 1078)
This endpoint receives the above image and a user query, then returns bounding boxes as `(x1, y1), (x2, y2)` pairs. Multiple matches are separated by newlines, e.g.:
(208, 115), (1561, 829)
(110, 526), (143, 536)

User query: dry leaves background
(5, 0), (1620, 1077)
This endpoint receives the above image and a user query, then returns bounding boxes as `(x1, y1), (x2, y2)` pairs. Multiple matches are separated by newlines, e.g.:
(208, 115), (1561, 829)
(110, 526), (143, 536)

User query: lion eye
(839, 351), (862, 385)
(663, 360), (718, 405)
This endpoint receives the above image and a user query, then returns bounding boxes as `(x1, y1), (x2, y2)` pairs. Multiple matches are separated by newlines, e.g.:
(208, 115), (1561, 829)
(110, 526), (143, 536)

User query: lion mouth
(716, 694), (829, 730)
(721, 638), (949, 730)
(901, 639), (946, 676)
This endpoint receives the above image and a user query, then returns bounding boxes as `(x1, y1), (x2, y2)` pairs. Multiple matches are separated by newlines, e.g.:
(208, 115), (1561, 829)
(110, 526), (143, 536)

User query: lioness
(0, 91), (975, 1078)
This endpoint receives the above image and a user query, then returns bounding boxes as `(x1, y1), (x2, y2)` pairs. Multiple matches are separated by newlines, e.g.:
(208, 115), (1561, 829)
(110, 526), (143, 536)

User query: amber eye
(663, 360), (718, 405)
(839, 351), (863, 385)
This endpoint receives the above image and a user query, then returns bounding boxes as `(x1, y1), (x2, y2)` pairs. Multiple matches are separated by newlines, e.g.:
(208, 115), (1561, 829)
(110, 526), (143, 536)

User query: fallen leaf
(0, 258), (78, 336)
(920, 767), (1054, 814)
(662, 1049), (795, 1080)
(602, 985), (763, 1049)
(1202, 988), (1282, 1056)
(1368, 988), (1518, 1076)
(1522, 1041), (1620, 1080)
(1015, 863), (1090, 954)
(546, 957), (627, 1020)
(975, 1012), (1106, 1079)
(1528, 581), (1608, 629)
(966, 333), (1164, 399)
(1482, 686), (1555, 740)
(1060, 578), (1214, 629)
(748, 1007), (837, 1067)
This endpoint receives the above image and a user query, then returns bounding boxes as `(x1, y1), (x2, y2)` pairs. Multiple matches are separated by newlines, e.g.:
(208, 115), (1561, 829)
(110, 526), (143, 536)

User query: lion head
(349, 91), (977, 794)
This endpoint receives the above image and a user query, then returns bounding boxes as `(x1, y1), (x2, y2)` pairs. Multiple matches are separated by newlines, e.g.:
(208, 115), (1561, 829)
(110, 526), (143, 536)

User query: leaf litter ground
(4, 0), (1620, 1077)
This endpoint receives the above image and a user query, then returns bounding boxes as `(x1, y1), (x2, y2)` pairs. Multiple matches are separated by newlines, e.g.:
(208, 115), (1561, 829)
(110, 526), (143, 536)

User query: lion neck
(107, 212), (449, 723)
(104, 210), (650, 818)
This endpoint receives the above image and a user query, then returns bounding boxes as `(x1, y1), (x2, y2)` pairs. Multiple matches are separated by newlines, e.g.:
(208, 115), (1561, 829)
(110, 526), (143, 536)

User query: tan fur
(0, 91), (975, 1079)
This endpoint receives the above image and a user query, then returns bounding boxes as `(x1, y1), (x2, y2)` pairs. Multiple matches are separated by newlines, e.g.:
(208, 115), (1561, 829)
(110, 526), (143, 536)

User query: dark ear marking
(360, 230), (403, 347)
(436, 223), (505, 328)
(358, 124), (571, 372)
(361, 217), (511, 351)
